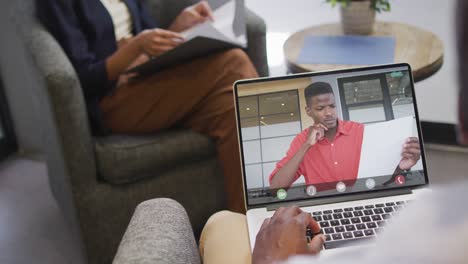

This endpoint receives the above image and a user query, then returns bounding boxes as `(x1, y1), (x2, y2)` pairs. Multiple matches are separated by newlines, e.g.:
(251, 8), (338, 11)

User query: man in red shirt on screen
(269, 81), (421, 191)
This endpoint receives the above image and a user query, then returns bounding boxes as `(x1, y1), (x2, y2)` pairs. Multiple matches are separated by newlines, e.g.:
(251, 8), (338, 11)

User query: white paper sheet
(357, 116), (415, 179)
(180, 0), (246, 46)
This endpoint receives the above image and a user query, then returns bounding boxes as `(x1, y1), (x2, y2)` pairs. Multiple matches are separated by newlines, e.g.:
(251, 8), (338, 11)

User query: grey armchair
(113, 198), (203, 264)
(11, 0), (268, 263)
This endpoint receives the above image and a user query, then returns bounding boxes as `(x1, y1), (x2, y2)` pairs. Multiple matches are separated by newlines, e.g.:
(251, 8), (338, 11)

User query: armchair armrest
(113, 198), (201, 264)
(245, 8), (269, 77)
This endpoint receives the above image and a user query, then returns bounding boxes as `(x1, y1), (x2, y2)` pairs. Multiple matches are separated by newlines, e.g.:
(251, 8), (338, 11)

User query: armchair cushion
(113, 198), (201, 264)
(95, 130), (216, 184)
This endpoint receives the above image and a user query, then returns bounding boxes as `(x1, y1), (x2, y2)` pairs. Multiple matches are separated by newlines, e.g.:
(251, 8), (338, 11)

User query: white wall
(379, 0), (458, 124)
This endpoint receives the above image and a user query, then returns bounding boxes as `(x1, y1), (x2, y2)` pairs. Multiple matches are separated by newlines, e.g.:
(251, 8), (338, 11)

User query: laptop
(233, 63), (431, 256)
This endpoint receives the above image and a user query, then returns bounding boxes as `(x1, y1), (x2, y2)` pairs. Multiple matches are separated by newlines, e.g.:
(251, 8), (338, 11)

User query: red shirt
(269, 120), (364, 189)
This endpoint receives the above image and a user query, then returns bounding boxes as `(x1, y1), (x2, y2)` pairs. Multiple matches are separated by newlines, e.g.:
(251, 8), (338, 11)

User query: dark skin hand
(269, 123), (328, 190)
(252, 206), (326, 264)
(398, 137), (421, 170)
(384, 137), (421, 185)
(105, 1), (214, 82)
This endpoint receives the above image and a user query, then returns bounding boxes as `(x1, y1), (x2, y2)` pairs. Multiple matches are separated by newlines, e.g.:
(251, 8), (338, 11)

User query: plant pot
(340, 0), (376, 35)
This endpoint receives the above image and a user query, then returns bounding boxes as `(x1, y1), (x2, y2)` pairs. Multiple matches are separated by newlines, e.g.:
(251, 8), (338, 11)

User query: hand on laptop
(252, 206), (325, 264)
(399, 137), (421, 170)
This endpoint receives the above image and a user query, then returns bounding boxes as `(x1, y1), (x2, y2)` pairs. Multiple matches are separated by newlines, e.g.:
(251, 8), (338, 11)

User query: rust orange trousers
(100, 49), (258, 213)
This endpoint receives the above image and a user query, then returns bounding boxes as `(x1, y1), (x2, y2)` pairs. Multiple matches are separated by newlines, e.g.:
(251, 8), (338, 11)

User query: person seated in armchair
(37, 0), (258, 213)
(268, 81), (421, 192)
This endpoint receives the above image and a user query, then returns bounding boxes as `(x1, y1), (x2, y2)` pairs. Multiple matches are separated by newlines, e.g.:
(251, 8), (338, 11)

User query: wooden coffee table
(283, 22), (444, 82)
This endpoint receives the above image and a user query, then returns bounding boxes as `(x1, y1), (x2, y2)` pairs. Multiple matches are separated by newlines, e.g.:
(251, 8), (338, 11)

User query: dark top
(37, 0), (158, 134)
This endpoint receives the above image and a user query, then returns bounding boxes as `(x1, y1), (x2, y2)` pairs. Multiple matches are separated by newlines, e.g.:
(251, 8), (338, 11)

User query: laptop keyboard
(306, 200), (409, 249)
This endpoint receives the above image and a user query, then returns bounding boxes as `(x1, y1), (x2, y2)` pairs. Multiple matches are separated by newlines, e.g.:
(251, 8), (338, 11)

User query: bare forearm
(105, 37), (142, 81)
(270, 144), (311, 189)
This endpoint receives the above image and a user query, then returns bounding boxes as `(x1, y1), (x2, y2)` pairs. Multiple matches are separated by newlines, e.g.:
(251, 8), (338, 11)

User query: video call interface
(235, 65), (427, 206)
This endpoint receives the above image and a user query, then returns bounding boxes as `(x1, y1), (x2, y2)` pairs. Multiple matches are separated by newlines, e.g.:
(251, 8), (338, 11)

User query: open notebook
(128, 0), (246, 76)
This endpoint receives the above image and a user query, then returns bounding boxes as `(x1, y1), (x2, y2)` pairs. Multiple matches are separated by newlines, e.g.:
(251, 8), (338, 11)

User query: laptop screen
(234, 64), (429, 207)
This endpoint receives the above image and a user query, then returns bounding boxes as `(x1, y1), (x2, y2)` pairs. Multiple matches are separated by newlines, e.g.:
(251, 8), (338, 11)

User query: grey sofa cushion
(113, 198), (201, 264)
(95, 130), (217, 184)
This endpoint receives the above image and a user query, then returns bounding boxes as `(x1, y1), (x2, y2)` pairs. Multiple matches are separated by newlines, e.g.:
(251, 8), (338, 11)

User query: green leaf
(383, 2), (391, 11)
(369, 0), (391, 12)
(325, 0), (352, 8)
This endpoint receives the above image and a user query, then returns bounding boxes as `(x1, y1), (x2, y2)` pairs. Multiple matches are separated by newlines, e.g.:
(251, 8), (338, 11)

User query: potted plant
(326, 0), (391, 35)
